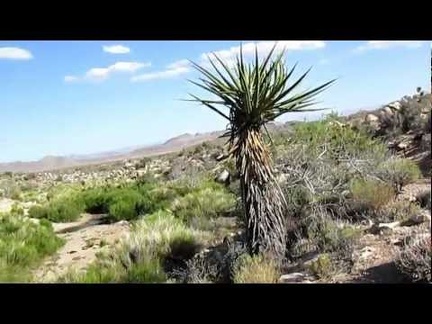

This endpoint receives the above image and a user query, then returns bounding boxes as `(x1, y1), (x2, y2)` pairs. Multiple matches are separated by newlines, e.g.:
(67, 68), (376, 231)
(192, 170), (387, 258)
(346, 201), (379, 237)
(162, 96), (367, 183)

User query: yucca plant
(188, 44), (335, 260)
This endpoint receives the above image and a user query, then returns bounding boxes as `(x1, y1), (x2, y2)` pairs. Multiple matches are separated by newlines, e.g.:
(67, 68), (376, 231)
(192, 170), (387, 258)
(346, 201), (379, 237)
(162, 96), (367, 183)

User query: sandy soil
(33, 214), (131, 282)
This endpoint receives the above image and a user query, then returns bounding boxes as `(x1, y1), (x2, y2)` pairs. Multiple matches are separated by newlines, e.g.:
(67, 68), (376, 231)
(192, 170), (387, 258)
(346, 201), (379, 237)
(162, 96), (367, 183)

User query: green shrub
(307, 216), (360, 257)
(80, 183), (171, 222)
(350, 179), (395, 210)
(107, 189), (152, 221)
(289, 116), (387, 161)
(308, 253), (335, 280)
(28, 197), (84, 222)
(375, 200), (422, 223)
(376, 158), (421, 192)
(81, 187), (112, 214)
(0, 214), (64, 282)
(171, 185), (236, 227)
(58, 263), (121, 283)
(10, 203), (24, 216)
(124, 259), (167, 283)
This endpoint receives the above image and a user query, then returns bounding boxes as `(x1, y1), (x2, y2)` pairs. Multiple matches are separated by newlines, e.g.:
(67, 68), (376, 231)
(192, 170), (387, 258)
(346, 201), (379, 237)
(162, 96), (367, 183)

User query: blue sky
(0, 40), (430, 162)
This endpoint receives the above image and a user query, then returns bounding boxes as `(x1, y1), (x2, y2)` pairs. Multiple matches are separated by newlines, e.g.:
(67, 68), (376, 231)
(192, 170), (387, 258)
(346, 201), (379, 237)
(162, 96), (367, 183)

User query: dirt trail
(33, 214), (131, 282)
(344, 179), (431, 283)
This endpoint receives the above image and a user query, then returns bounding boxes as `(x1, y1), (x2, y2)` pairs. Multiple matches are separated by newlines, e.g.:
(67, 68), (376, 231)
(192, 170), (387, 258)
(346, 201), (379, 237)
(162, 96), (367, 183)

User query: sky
(0, 40), (430, 162)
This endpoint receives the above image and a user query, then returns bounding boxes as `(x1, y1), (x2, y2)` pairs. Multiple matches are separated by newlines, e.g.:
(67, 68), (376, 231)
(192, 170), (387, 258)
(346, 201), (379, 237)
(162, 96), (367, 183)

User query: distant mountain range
(0, 104), (379, 173)
(0, 131), (226, 173)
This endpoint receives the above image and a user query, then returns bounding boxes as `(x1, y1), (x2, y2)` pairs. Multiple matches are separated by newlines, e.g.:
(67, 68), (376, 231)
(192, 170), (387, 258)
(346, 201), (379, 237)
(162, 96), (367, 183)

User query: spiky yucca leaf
(189, 44), (335, 259)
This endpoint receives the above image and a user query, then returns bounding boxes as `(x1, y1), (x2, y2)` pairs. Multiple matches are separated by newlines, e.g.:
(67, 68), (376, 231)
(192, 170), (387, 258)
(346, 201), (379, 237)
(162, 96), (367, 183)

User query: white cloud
(103, 45), (130, 54)
(200, 41), (326, 63)
(65, 61), (151, 83)
(354, 41), (425, 52)
(166, 59), (190, 70)
(64, 75), (79, 83)
(131, 41), (325, 83)
(131, 60), (190, 82)
(0, 47), (33, 60)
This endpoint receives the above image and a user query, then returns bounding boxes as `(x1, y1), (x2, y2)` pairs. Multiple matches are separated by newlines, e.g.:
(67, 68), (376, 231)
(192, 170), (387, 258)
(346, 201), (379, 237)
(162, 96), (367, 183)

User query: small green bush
(350, 179), (395, 210)
(124, 259), (167, 283)
(0, 214), (64, 282)
(81, 187), (112, 214)
(376, 158), (421, 192)
(308, 253), (335, 280)
(58, 263), (121, 283)
(375, 200), (422, 223)
(171, 185), (236, 227)
(28, 197), (84, 223)
(80, 183), (171, 222)
(10, 203), (24, 216)
(289, 116), (387, 161)
(107, 189), (152, 221)
(307, 217), (360, 257)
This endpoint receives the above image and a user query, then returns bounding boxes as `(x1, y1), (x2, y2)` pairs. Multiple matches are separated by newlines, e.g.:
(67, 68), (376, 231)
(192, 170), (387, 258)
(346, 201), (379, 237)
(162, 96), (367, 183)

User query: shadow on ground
(352, 262), (409, 283)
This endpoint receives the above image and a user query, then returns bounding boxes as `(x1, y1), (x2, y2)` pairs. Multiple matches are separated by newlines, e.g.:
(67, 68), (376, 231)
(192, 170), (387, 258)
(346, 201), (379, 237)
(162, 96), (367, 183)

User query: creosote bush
(375, 200), (422, 223)
(349, 179), (395, 210)
(375, 158), (421, 192)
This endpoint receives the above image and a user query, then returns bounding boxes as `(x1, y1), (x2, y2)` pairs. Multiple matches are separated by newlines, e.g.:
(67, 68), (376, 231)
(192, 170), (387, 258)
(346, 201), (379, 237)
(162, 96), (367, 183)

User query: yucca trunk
(235, 129), (287, 260)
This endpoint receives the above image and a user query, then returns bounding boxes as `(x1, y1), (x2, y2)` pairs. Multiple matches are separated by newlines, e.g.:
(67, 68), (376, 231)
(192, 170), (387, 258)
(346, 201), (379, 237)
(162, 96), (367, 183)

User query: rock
(215, 169), (230, 185)
(279, 272), (309, 283)
(365, 114), (379, 123)
(302, 254), (321, 269)
(400, 214), (428, 227)
(382, 106), (394, 116)
(379, 227), (393, 236)
(396, 141), (410, 150)
(388, 101), (402, 111)
(364, 114), (381, 132)
(369, 221), (401, 234)
(116, 220), (130, 227)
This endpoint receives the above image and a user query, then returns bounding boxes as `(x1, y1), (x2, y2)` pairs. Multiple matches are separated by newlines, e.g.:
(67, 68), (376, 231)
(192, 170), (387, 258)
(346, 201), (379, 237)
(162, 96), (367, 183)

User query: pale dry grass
(233, 254), (280, 283)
